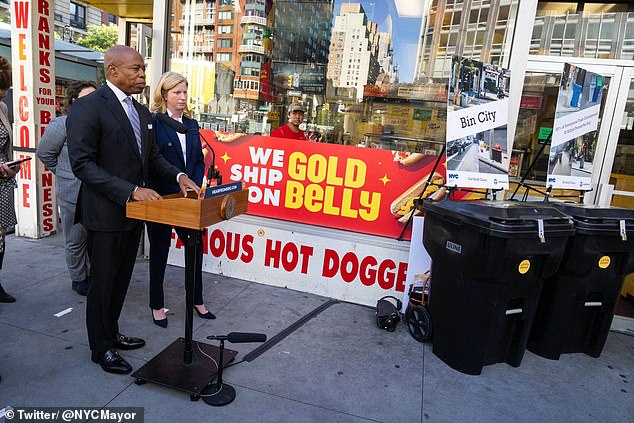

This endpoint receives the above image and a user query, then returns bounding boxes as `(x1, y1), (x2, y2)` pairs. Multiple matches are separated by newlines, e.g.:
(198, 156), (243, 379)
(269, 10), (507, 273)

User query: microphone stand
(201, 337), (234, 406)
(201, 332), (267, 406)
(155, 113), (223, 187)
(199, 131), (222, 187)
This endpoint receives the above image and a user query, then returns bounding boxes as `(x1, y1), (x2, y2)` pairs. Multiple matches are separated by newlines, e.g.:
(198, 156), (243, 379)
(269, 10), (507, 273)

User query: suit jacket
(66, 84), (180, 231)
(36, 116), (81, 205)
(150, 114), (205, 195)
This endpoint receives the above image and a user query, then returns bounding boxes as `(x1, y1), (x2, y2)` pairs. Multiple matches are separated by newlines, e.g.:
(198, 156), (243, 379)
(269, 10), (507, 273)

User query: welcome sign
(11, 0), (57, 238)
(446, 56), (511, 190)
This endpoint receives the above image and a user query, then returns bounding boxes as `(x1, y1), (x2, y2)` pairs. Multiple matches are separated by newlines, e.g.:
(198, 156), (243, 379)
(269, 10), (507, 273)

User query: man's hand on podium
(178, 174), (200, 197)
(131, 187), (162, 201)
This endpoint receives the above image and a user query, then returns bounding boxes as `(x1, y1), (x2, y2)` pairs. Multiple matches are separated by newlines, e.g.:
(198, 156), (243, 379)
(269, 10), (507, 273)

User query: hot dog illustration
(390, 172), (446, 223)
(215, 131), (246, 143)
(398, 152), (425, 166)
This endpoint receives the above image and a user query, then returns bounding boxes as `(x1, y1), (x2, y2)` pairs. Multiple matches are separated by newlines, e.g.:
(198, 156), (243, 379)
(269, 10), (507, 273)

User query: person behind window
(37, 80), (97, 297)
(270, 102), (308, 140)
(148, 71), (214, 328)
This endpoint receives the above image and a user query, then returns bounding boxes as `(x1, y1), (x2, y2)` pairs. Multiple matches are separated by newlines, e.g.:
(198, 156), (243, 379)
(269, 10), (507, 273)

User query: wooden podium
(126, 189), (248, 400)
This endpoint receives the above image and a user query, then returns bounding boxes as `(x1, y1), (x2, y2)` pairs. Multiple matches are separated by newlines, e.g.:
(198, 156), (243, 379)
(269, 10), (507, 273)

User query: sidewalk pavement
(1, 232), (632, 422)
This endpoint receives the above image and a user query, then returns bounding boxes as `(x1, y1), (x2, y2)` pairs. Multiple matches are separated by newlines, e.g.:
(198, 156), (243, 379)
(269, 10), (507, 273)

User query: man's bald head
(104, 45), (142, 75)
(104, 45), (146, 95)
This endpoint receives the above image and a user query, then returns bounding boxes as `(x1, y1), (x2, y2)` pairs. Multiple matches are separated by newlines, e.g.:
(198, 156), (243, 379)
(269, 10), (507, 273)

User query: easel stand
(399, 145), (512, 239)
(509, 137), (551, 201)
(508, 132), (588, 203)
(127, 189), (248, 400)
(398, 146), (446, 241)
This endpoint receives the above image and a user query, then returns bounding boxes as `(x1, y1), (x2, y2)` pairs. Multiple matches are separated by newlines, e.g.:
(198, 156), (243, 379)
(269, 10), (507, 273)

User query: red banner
(520, 95), (542, 109)
(259, 59), (274, 102)
(203, 132), (450, 240)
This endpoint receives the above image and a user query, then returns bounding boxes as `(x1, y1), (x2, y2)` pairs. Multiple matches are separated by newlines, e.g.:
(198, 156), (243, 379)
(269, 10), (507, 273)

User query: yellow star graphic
(221, 152), (231, 163)
(379, 174), (391, 186)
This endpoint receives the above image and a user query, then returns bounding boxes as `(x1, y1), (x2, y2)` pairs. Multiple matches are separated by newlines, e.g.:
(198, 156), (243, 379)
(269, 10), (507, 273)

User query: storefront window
(532, 2), (634, 60)
(166, 0), (518, 150)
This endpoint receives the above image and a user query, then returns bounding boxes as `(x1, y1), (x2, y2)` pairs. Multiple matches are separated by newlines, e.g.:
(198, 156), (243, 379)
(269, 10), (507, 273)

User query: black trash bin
(528, 203), (634, 360)
(420, 200), (574, 375)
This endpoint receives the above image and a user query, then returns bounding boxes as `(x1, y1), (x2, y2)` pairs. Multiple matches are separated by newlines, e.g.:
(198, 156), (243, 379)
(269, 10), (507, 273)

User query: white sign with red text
(401, 216), (431, 312)
(11, 0), (57, 238)
(166, 217), (410, 306)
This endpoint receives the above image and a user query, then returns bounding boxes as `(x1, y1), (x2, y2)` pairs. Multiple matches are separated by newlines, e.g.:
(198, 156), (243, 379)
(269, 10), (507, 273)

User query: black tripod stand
(509, 132), (552, 201)
(201, 332), (267, 406)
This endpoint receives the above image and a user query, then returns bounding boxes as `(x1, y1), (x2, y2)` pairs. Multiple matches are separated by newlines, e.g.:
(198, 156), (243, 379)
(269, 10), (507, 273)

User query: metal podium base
(132, 337), (238, 401)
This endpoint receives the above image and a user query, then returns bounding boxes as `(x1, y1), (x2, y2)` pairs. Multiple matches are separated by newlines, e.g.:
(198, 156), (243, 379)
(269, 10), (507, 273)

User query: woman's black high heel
(194, 306), (216, 319)
(151, 309), (168, 328)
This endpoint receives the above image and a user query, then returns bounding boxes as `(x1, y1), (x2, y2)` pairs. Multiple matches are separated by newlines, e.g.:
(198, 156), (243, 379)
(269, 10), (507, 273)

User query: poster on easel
(547, 63), (605, 190)
(446, 56), (511, 190)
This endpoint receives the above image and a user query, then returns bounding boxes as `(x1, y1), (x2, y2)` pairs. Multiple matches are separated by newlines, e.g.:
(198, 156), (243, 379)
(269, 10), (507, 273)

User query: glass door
(600, 68), (634, 334)
(517, 57), (622, 199)
(610, 77), (634, 208)
(522, 57), (634, 333)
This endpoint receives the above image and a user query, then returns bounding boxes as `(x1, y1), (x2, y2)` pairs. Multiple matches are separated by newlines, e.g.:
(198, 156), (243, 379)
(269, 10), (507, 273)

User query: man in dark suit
(67, 45), (199, 375)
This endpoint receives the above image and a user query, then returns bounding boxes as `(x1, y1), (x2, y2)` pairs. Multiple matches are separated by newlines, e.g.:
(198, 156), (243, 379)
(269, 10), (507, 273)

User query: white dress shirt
(106, 81), (184, 186)
(167, 110), (187, 166)
(106, 80), (133, 119)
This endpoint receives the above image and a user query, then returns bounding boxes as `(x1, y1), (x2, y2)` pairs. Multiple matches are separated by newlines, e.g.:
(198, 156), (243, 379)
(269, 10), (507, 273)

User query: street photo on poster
(548, 63), (605, 190)
(446, 56), (511, 189)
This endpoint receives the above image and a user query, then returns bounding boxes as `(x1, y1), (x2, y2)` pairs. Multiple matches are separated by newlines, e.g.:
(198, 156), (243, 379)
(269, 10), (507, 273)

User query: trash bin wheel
(405, 304), (432, 342)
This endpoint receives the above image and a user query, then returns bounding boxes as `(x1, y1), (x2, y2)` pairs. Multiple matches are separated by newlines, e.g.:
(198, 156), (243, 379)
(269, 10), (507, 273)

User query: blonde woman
(148, 72), (213, 327)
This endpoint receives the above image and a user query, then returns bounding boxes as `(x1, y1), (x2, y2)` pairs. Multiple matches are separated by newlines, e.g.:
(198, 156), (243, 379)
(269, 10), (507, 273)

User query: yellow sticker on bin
(598, 256), (611, 269)
(518, 260), (530, 274)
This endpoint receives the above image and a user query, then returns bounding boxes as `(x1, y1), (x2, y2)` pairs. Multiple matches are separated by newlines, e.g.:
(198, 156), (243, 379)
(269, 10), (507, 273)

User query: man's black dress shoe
(91, 349), (132, 374)
(0, 283), (15, 303)
(113, 333), (145, 350)
(72, 280), (88, 296)
(194, 306), (216, 319)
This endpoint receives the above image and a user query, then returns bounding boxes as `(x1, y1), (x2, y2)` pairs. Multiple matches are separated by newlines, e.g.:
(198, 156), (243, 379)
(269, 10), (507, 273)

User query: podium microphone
(202, 331), (267, 406)
(154, 113), (221, 186)
(207, 332), (267, 343)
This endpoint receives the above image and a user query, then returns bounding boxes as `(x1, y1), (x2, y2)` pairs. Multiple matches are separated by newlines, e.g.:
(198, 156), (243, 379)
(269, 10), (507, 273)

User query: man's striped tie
(124, 96), (142, 154)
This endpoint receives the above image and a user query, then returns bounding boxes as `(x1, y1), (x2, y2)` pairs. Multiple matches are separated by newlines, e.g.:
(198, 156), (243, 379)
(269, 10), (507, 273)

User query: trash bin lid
(549, 203), (634, 237)
(419, 199), (574, 238)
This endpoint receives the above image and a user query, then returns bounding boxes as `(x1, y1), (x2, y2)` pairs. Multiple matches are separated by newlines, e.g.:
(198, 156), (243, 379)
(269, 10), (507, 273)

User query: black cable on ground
(242, 299), (340, 362)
